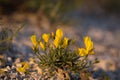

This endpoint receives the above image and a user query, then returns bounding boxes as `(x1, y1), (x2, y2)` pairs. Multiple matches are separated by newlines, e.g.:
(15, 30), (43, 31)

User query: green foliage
(31, 29), (99, 78)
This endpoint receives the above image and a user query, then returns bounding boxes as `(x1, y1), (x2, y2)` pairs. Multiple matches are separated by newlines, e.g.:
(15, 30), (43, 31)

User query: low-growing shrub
(31, 28), (99, 79)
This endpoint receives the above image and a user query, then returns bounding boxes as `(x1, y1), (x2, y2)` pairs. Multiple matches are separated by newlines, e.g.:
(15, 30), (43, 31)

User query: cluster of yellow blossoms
(53, 29), (69, 48)
(78, 36), (94, 56)
(16, 62), (30, 73)
(30, 29), (94, 57)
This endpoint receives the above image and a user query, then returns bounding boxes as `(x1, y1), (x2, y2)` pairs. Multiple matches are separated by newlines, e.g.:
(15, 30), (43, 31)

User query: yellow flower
(30, 35), (37, 47)
(78, 36), (94, 56)
(56, 29), (63, 39)
(16, 67), (26, 73)
(53, 29), (63, 48)
(22, 62), (30, 69)
(16, 62), (30, 73)
(84, 36), (94, 54)
(40, 42), (45, 50)
(53, 37), (60, 48)
(78, 48), (87, 56)
(62, 37), (69, 48)
(42, 33), (50, 43)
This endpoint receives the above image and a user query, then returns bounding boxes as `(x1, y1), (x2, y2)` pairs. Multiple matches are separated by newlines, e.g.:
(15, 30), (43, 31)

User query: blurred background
(0, 0), (120, 79)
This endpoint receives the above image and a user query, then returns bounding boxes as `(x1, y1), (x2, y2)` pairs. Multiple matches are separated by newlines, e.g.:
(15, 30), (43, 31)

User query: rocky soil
(0, 12), (120, 80)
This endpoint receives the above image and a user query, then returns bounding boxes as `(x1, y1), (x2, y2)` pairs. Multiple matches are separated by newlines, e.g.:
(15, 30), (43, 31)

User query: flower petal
(78, 48), (87, 56)
(62, 37), (69, 48)
(53, 37), (60, 48)
(16, 67), (26, 73)
(40, 42), (45, 50)
(84, 36), (94, 52)
(31, 35), (37, 46)
(42, 33), (50, 43)
(56, 29), (63, 39)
